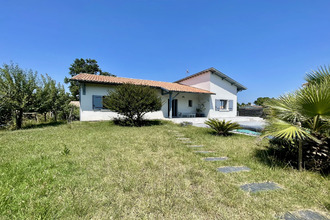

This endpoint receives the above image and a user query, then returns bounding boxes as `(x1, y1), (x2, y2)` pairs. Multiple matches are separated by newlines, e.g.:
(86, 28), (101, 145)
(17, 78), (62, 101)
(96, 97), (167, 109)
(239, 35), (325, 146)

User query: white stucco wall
(178, 71), (211, 91)
(79, 83), (167, 121)
(179, 71), (238, 118)
(208, 72), (237, 117)
(79, 83), (209, 121)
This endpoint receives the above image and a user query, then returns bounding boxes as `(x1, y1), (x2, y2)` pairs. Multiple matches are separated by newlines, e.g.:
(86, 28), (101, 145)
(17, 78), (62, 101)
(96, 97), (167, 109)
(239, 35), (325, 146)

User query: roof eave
(70, 78), (214, 94)
(174, 67), (247, 91)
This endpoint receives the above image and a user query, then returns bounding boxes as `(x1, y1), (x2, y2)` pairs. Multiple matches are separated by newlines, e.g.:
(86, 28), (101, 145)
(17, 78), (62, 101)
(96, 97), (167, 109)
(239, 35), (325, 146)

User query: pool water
(234, 129), (261, 136)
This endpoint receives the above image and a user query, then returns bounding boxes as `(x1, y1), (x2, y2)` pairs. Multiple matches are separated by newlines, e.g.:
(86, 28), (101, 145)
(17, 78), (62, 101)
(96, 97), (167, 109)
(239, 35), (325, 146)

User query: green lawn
(0, 121), (329, 219)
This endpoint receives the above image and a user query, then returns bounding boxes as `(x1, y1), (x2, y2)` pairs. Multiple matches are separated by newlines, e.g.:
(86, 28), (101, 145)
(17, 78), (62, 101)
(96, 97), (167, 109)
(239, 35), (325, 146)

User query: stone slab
(174, 134), (185, 137)
(194, 151), (215, 154)
(240, 182), (282, 193)
(177, 138), (190, 140)
(280, 210), (329, 220)
(189, 145), (204, 148)
(203, 157), (228, 161)
(217, 166), (251, 173)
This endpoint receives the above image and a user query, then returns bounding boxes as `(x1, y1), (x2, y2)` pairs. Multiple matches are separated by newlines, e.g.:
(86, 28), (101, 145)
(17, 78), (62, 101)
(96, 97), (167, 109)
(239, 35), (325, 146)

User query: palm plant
(305, 65), (330, 86)
(205, 119), (241, 136)
(264, 66), (330, 171)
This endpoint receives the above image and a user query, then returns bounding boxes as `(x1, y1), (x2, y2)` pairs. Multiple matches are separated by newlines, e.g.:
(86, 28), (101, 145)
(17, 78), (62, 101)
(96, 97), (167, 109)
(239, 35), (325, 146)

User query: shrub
(104, 84), (162, 126)
(205, 119), (241, 136)
(268, 136), (329, 173)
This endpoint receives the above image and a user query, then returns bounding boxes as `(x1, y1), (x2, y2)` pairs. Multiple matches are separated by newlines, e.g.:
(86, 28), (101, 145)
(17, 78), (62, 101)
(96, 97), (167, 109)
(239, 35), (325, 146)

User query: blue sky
(1, 0), (329, 103)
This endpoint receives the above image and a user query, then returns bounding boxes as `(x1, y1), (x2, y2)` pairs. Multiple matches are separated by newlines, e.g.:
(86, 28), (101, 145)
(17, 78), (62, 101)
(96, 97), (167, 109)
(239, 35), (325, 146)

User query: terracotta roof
(71, 73), (214, 94)
(175, 67), (247, 91)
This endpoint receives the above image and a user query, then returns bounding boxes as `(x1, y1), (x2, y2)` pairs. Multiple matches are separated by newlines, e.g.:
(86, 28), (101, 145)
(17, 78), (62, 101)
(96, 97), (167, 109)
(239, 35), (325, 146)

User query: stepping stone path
(240, 182), (282, 193)
(189, 145), (204, 148)
(170, 129), (328, 219)
(279, 210), (329, 220)
(194, 151), (215, 154)
(203, 157), (228, 161)
(217, 166), (251, 173)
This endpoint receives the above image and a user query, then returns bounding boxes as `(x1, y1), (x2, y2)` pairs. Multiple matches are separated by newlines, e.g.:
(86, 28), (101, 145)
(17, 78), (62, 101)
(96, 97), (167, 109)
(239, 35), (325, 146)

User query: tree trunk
(44, 112), (47, 122)
(298, 140), (303, 171)
(16, 109), (23, 129)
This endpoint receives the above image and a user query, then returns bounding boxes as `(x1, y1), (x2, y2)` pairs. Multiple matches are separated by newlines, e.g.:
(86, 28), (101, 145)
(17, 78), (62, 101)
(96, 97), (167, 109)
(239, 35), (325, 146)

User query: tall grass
(0, 121), (329, 219)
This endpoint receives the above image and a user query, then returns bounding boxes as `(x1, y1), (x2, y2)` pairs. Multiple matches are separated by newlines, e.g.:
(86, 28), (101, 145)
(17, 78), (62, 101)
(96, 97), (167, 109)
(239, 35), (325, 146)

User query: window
(93, 95), (108, 110)
(215, 99), (234, 111)
(188, 100), (193, 107)
(215, 99), (227, 111)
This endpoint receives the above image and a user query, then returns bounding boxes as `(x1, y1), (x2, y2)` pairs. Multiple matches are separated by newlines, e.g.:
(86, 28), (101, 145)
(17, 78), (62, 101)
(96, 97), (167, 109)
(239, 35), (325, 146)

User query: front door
(168, 99), (178, 117)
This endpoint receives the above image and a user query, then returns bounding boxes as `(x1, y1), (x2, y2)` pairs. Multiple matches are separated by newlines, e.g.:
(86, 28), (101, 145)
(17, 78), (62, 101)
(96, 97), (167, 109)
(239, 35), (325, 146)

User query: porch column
(169, 92), (172, 118)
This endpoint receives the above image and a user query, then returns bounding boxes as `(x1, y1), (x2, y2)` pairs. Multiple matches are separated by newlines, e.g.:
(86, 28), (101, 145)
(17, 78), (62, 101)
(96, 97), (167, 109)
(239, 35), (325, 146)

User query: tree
(64, 58), (115, 100)
(36, 74), (53, 121)
(0, 63), (38, 129)
(254, 97), (274, 106)
(0, 98), (12, 126)
(36, 75), (70, 121)
(49, 82), (70, 121)
(264, 66), (330, 171)
(103, 84), (162, 126)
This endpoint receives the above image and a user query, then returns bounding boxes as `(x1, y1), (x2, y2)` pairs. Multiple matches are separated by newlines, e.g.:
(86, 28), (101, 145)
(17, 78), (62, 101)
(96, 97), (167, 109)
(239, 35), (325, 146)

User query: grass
(0, 121), (329, 219)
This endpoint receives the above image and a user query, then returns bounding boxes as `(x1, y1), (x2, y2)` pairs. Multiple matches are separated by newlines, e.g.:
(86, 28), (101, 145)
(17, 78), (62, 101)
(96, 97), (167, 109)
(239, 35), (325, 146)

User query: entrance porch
(161, 91), (210, 119)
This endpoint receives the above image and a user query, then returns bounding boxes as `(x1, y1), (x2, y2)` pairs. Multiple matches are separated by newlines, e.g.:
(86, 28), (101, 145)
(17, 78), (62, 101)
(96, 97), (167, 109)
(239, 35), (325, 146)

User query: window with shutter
(215, 100), (221, 111)
(229, 100), (233, 111)
(93, 95), (103, 110)
(215, 99), (228, 111)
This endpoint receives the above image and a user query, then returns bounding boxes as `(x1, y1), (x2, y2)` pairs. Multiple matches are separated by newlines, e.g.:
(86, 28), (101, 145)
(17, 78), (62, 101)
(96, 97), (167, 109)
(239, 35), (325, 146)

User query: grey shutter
(215, 100), (220, 111)
(229, 100), (233, 111)
(93, 95), (103, 110)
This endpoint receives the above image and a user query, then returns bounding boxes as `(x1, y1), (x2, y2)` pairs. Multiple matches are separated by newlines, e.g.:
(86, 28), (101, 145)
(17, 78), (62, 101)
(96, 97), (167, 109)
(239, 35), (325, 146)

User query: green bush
(104, 84), (162, 126)
(205, 119), (241, 136)
(268, 136), (329, 173)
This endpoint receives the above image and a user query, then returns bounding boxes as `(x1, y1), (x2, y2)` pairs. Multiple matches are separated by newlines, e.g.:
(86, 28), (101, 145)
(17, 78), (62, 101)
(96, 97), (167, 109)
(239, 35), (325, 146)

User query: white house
(71, 67), (247, 121)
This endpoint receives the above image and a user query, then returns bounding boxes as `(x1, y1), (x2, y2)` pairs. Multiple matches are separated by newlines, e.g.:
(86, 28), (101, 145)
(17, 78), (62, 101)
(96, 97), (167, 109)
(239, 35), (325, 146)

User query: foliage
(112, 117), (162, 126)
(0, 63), (38, 129)
(64, 58), (115, 100)
(0, 98), (12, 127)
(36, 74), (71, 121)
(254, 97), (274, 106)
(103, 84), (162, 126)
(305, 65), (330, 86)
(0, 62), (73, 129)
(264, 65), (330, 171)
(268, 135), (329, 173)
(205, 118), (241, 136)
(59, 103), (80, 122)
(61, 145), (70, 155)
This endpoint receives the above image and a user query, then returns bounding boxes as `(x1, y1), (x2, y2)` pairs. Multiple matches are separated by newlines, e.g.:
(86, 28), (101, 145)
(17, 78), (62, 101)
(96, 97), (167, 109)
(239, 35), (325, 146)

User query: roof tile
(71, 74), (214, 94)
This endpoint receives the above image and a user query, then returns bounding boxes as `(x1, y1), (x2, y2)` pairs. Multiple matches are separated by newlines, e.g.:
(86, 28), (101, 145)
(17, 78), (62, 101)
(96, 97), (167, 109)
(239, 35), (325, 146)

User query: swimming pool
(233, 129), (261, 136)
